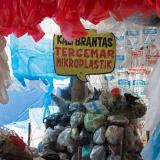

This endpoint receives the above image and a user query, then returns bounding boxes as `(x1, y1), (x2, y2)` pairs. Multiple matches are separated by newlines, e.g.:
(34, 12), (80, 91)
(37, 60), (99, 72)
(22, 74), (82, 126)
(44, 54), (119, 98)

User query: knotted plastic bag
(93, 127), (106, 145)
(84, 100), (109, 115)
(42, 127), (57, 144)
(105, 126), (123, 145)
(84, 113), (106, 133)
(70, 112), (85, 127)
(71, 127), (79, 141)
(57, 128), (73, 147)
(90, 145), (106, 160)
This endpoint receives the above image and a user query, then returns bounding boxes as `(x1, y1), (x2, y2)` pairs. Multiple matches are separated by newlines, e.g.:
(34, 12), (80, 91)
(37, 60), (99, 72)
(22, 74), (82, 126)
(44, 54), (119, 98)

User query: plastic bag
(82, 145), (92, 160)
(84, 100), (109, 115)
(58, 153), (69, 160)
(70, 112), (85, 127)
(105, 126), (123, 145)
(141, 122), (160, 160)
(79, 129), (91, 145)
(42, 127), (57, 144)
(0, 36), (11, 104)
(57, 128), (73, 147)
(71, 127), (79, 141)
(144, 59), (160, 131)
(107, 155), (121, 160)
(84, 113), (106, 133)
(93, 127), (106, 145)
(90, 145), (106, 160)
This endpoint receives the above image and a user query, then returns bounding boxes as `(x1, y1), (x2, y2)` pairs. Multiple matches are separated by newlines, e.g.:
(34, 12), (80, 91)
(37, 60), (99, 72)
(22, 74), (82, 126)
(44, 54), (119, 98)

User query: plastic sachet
(84, 113), (106, 133)
(93, 127), (106, 145)
(90, 145), (106, 160)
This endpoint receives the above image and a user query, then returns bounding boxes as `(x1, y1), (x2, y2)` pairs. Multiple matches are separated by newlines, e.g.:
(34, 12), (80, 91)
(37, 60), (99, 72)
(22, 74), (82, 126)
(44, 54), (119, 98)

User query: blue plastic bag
(141, 122), (160, 160)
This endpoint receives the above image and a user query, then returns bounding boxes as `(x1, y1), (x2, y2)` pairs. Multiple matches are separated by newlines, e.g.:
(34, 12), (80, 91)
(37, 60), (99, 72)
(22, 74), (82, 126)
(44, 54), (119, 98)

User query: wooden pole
(28, 122), (31, 147)
(71, 77), (88, 103)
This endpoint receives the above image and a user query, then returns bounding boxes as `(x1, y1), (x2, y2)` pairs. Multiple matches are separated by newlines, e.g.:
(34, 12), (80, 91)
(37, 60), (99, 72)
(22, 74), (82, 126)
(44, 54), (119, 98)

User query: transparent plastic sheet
(0, 36), (11, 104)
(144, 59), (160, 131)
(10, 34), (70, 119)
(141, 122), (160, 160)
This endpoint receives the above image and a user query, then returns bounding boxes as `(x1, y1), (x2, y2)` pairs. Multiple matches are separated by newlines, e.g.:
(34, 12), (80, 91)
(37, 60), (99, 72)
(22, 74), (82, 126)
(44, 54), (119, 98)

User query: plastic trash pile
(39, 88), (146, 160)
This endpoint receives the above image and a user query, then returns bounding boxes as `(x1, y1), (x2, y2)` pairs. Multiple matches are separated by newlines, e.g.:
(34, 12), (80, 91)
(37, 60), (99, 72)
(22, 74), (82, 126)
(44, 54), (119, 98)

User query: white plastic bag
(144, 59), (160, 131)
(93, 127), (106, 145)
(57, 128), (73, 147)
(90, 145), (106, 160)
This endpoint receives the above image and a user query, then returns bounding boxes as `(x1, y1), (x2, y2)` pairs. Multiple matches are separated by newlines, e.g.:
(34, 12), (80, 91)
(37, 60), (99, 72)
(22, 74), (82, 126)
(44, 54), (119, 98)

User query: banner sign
(54, 30), (116, 81)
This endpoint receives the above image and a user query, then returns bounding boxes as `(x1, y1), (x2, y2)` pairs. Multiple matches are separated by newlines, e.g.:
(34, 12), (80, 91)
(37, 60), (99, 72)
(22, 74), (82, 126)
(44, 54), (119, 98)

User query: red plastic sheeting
(0, 0), (158, 41)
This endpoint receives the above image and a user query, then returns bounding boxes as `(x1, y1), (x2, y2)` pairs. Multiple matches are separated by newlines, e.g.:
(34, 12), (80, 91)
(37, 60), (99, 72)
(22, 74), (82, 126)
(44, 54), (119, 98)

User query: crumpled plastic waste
(58, 152), (69, 160)
(79, 129), (91, 145)
(84, 100), (109, 115)
(0, 0), (157, 42)
(93, 127), (106, 145)
(90, 145), (106, 160)
(84, 113), (106, 133)
(42, 127), (57, 144)
(71, 127), (79, 141)
(105, 126), (123, 145)
(107, 155), (121, 160)
(57, 128), (73, 147)
(70, 112), (85, 127)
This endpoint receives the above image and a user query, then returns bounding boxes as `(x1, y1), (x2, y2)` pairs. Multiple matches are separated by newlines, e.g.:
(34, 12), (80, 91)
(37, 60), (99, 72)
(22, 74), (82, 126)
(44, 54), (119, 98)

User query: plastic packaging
(90, 145), (106, 160)
(79, 129), (91, 145)
(57, 128), (73, 147)
(71, 127), (79, 141)
(70, 112), (85, 127)
(82, 145), (92, 160)
(84, 100), (109, 115)
(42, 127), (57, 144)
(105, 126), (123, 145)
(107, 155), (121, 160)
(93, 127), (106, 145)
(84, 113), (106, 133)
